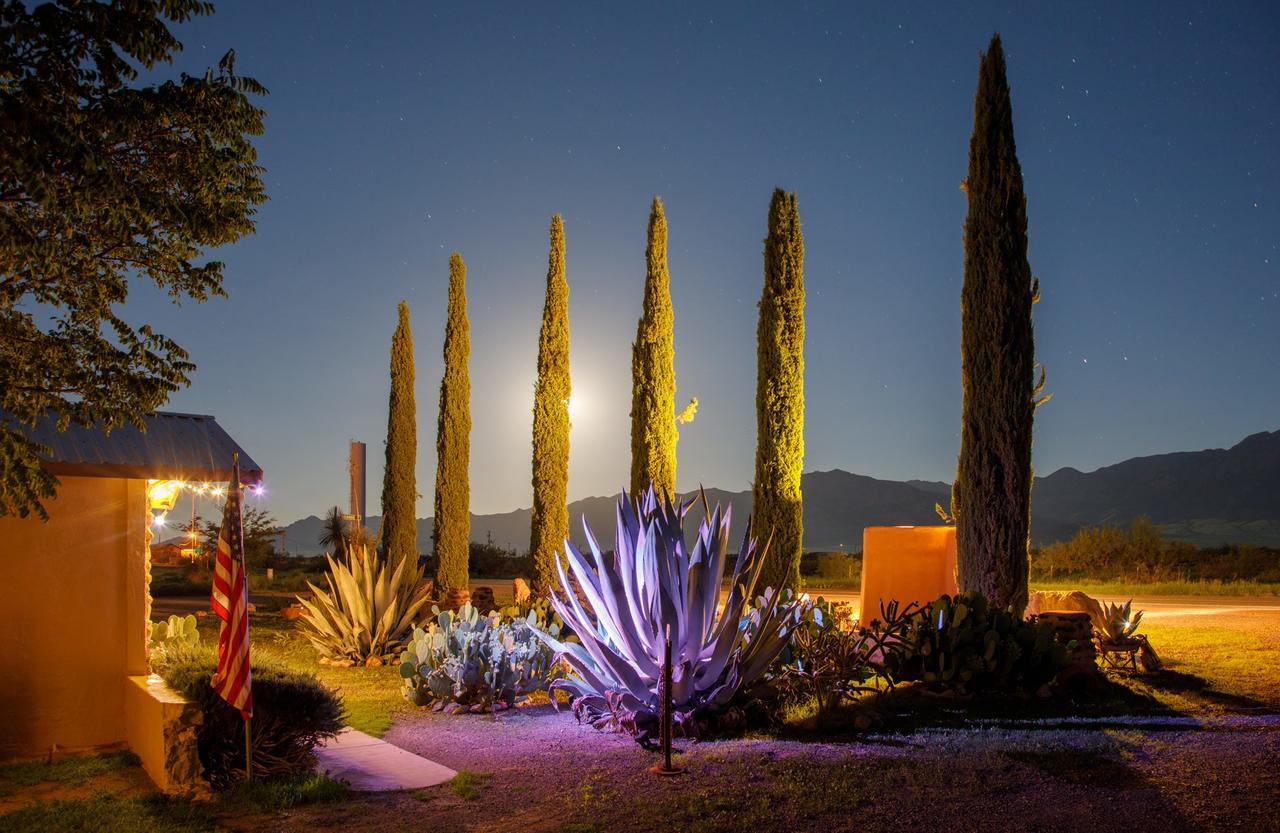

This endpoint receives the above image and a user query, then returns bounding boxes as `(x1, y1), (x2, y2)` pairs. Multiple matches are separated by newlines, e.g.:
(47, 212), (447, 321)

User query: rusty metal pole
(663, 627), (673, 770)
(651, 624), (685, 775)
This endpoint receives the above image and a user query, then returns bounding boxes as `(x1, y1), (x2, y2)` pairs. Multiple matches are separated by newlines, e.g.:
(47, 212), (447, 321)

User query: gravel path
(248, 704), (1280, 833)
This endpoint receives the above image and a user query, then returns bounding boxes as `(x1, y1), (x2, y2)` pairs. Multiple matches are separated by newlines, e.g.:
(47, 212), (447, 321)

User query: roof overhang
(8, 411), (264, 486)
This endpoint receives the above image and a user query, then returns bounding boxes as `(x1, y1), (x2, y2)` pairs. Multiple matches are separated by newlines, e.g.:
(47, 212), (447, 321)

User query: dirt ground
(237, 608), (1280, 833)
(5, 608), (1278, 833)
(240, 706), (1280, 833)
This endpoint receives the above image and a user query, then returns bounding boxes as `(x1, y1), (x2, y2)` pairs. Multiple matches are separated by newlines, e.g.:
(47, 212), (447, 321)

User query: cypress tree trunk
(380, 301), (417, 578)
(629, 197), (678, 498)
(530, 215), (571, 593)
(955, 34), (1038, 615)
(433, 253), (471, 596)
(753, 189), (806, 594)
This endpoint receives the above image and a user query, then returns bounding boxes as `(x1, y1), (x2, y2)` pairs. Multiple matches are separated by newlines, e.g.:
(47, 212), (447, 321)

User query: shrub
(773, 599), (918, 718)
(883, 592), (1069, 695)
(531, 487), (810, 743)
(296, 543), (430, 663)
(399, 602), (559, 712)
(815, 552), (860, 583)
(159, 649), (344, 790)
(423, 538), (534, 581)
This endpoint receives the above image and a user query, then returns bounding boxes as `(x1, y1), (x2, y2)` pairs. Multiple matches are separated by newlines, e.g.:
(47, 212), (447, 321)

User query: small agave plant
(1097, 598), (1144, 644)
(296, 544), (431, 663)
(530, 486), (808, 738)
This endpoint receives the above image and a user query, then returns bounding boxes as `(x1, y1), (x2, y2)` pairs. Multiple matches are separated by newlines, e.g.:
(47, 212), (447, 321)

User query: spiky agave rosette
(530, 486), (808, 739)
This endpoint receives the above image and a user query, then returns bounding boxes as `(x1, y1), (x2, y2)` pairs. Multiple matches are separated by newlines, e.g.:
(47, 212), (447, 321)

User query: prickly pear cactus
(885, 592), (1068, 694)
(398, 602), (561, 712)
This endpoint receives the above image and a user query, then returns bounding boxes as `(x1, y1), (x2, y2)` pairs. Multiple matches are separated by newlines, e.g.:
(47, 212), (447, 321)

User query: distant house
(150, 541), (187, 566)
(0, 412), (262, 791)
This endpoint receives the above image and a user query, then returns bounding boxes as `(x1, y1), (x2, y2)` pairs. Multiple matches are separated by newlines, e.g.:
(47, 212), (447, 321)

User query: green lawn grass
(1132, 617), (1280, 709)
(192, 614), (408, 737)
(0, 751), (140, 797)
(0, 758), (347, 833)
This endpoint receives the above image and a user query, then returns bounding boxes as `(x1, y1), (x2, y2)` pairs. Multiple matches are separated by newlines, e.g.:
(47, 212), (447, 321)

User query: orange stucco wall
(0, 476), (149, 759)
(858, 525), (958, 624)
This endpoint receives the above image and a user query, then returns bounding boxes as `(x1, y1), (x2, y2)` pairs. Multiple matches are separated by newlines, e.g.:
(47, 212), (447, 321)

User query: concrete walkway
(314, 728), (456, 791)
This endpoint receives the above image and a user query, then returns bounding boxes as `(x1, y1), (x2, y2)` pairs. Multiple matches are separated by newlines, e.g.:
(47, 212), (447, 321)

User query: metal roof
(12, 411), (263, 485)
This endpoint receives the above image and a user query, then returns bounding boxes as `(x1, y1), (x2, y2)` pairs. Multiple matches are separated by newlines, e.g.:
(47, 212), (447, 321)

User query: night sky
(130, 2), (1280, 524)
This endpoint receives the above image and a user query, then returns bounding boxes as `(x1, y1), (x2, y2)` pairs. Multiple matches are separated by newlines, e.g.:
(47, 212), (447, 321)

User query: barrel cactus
(530, 486), (808, 738)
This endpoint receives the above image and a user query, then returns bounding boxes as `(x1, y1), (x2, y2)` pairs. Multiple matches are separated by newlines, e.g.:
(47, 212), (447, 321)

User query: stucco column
(125, 479), (151, 675)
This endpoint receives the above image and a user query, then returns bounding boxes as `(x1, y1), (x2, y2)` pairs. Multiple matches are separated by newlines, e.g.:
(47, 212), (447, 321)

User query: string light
(146, 478), (263, 509)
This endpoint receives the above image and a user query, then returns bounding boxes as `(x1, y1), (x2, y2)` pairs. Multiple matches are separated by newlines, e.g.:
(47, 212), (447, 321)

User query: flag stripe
(210, 459), (253, 719)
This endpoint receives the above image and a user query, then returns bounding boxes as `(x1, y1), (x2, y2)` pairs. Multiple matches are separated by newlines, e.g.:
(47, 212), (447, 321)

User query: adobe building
(0, 412), (262, 791)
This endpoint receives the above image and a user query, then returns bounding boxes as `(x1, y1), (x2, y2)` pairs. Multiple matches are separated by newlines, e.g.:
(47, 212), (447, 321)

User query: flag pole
(234, 453), (253, 784)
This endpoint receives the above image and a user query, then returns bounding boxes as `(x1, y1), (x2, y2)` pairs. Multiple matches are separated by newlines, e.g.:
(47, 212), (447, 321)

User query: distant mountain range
(279, 429), (1280, 555)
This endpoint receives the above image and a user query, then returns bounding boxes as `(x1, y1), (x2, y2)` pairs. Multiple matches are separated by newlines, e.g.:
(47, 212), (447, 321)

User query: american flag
(211, 457), (252, 718)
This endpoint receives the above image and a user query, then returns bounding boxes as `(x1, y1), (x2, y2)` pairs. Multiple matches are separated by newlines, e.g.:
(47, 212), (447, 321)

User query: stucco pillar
(858, 525), (958, 624)
(125, 479), (151, 675)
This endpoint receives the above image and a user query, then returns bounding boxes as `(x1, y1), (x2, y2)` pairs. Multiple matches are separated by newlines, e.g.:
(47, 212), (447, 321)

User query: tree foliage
(1033, 520), (1279, 584)
(380, 301), (418, 575)
(198, 504), (279, 568)
(954, 35), (1040, 615)
(629, 197), (678, 498)
(753, 188), (806, 593)
(319, 506), (348, 562)
(529, 215), (570, 592)
(433, 253), (471, 595)
(0, 0), (267, 518)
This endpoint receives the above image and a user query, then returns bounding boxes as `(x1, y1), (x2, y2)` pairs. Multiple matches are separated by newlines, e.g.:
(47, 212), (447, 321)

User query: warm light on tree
(433, 253), (472, 597)
(530, 215), (571, 593)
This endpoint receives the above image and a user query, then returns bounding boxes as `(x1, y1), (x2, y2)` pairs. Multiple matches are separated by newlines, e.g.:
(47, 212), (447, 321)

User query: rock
(1028, 590), (1105, 632)
(470, 585), (497, 613)
(1138, 636), (1164, 673)
(512, 577), (532, 606)
(444, 586), (471, 611)
(364, 655), (383, 667)
(1037, 610), (1099, 675)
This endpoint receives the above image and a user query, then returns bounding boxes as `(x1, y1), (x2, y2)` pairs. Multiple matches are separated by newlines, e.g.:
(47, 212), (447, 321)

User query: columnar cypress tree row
(629, 197), (678, 498)
(529, 215), (571, 592)
(433, 253), (472, 597)
(380, 301), (417, 577)
(954, 34), (1041, 616)
(753, 189), (806, 594)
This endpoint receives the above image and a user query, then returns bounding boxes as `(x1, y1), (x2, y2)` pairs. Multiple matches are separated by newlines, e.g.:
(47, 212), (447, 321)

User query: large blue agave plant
(531, 486), (808, 737)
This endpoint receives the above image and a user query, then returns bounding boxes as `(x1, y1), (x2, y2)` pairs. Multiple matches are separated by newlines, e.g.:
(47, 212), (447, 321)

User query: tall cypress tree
(954, 34), (1041, 615)
(629, 197), (678, 498)
(433, 253), (471, 597)
(530, 215), (571, 592)
(753, 189), (806, 593)
(380, 301), (417, 575)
